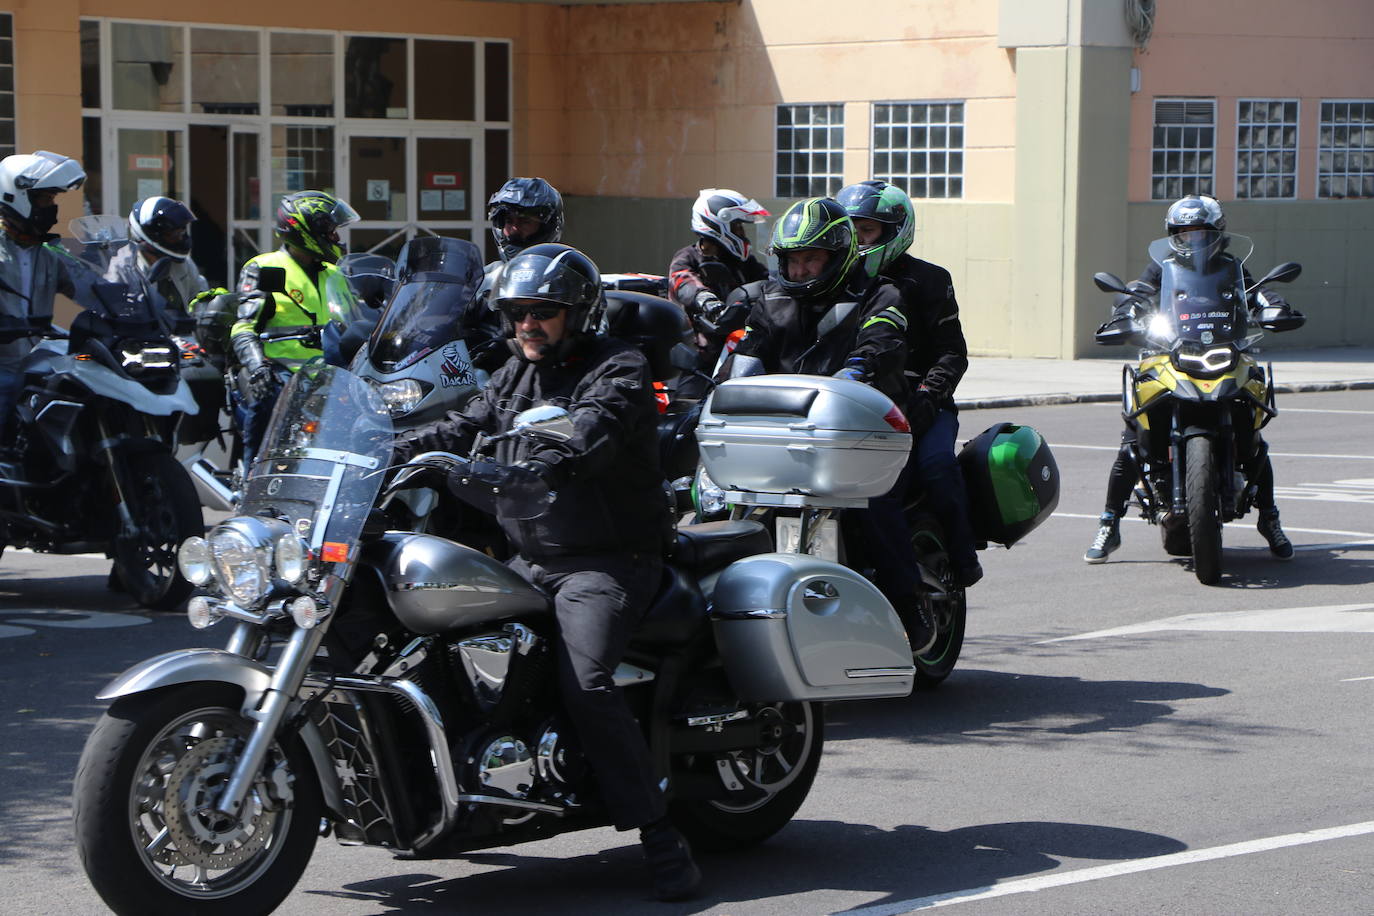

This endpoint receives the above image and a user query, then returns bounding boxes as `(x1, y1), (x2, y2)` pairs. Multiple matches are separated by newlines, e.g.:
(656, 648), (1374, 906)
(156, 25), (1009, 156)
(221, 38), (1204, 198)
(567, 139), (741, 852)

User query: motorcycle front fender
(58, 358), (199, 417)
(96, 647), (347, 819)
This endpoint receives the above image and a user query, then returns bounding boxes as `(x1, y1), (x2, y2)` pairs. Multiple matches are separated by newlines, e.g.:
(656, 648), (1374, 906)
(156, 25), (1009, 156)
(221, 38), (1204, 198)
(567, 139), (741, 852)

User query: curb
(956, 378), (1374, 411)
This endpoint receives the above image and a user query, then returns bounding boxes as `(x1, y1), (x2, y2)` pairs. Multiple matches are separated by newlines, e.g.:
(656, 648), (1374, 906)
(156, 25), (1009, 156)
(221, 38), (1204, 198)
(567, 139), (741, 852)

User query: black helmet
(275, 190), (359, 263)
(1165, 195), (1227, 258)
(129, 196), (195, 260)
(487, 177), (563, 262)
(770, 197), (860, 301)
(494, 242), (603, 336)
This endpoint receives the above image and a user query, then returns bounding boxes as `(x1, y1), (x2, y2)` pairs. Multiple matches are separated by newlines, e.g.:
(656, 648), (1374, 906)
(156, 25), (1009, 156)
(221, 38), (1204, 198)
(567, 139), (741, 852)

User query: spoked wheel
(911, 518), (967, 689)
(73, 684), (321, 916)
(112, 451), (204, 610)
(670, 701), (823, 852)
(1185, 436), (1223, 584)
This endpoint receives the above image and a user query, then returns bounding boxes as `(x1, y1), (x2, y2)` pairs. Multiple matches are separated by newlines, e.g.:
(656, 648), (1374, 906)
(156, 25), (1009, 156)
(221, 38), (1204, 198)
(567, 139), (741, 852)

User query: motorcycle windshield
(243, 360), (393, 564)
(367, 270), (484, 373)
(396, 236), (485, 285)
(67, 214), (129, 272)
(1147, 233), (1255, 346)
(322, 269), (369, 325)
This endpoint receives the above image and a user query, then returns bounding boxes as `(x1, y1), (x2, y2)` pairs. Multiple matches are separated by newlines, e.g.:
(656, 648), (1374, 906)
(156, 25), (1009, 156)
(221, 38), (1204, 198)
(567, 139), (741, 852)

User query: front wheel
(1185, 436), (1223, 584)
(73, 684), (321, 916)
(670, 701), (823, 852)
(112, 450), (204, 610)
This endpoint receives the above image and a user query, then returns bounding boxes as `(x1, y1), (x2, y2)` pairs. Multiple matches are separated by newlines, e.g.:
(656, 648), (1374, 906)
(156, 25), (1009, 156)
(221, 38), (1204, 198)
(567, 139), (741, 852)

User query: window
(1318, 100), (1374, 199)
(1151, 98), (1214, 200)
(775, 104), (843, 197)
(271, 32), (333, 118)
(345, 36), (407, 119)
(111, 23), (184, 112)
(192, 29), (259, 116)
(1236, 100), (1298, 199)
(872, 102), (964, 199)
(0, 15), (13, 158)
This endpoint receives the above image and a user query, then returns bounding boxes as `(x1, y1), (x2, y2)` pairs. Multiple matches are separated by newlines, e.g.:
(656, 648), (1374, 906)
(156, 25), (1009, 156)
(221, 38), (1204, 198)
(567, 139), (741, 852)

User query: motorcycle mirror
(670, 342), (698, 373)
(511, 404), (575, 442)
(255, 266), (288, 295)
(1255, 261), (1302, 287)
(1093, 272), (1130, 295)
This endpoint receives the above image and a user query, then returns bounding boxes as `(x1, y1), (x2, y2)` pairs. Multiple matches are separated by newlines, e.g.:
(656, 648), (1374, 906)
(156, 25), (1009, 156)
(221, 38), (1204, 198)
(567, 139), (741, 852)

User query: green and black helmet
(769, 196), (859, 300)
(275, 190), (360, 263)
(836, 179), (916, 276)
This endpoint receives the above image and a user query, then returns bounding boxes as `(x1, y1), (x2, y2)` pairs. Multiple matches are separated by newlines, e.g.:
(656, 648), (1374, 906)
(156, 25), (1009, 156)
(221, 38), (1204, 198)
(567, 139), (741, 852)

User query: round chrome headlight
(377, 379), (425, 417)
(209, 527), (271, 606)
(694, 465), (728, 518)
(177, 536), (213, 586)
(276, 532), (308, 585)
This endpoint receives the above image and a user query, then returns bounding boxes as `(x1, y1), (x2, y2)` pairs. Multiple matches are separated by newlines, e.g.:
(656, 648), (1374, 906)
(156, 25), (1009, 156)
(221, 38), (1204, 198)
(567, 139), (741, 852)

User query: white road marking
(0, 608), (150, 640)
(1341, 675), (1374, 682)
(1051, 511), (1374, 541)
(839, 820), (1374, 914)
(1041, 603), (1374, 643)
(1274, 479), (1374, 504)
(1051, 443), (1374, 461)
(1281, 407), (1374, 415)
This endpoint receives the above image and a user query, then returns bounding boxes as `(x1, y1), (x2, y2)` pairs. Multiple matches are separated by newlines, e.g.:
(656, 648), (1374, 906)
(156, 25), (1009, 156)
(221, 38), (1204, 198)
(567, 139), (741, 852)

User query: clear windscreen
(1146, 233), (1255, 346)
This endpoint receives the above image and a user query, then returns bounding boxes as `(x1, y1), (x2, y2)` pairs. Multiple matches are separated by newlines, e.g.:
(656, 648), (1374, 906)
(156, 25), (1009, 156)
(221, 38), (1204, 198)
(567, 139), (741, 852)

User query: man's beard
(518, 329), (550, 357)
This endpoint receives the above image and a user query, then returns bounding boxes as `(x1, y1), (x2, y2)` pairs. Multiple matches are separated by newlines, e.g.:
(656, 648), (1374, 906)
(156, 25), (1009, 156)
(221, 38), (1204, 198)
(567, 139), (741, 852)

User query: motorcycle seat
(632, 563), (708, 649)
(672, 519), (771, 572)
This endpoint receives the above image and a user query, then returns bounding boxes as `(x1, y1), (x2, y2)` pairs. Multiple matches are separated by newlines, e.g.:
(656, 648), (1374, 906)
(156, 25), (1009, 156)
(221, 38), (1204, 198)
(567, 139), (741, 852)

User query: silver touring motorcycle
(73, 361), (917, 914)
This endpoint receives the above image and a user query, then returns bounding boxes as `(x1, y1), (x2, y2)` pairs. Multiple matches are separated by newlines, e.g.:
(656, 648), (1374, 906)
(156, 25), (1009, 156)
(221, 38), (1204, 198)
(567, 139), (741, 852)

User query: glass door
(230, 126), (263, 280)
(415, 130), (478, 245)
(115, 126), (185, 217)
(345, 132), (407, 260)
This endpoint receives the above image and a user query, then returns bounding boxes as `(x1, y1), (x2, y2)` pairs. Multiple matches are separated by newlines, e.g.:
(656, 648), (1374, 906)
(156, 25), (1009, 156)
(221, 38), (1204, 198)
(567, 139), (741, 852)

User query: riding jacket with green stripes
(728, 270), (909, 404)
(880, 253), (968, 411)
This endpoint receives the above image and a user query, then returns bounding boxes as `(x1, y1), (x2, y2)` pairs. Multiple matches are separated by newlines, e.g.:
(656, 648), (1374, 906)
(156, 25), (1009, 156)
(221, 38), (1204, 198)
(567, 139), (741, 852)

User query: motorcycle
(73, 360), (916, 915)
(691, 374), (1059, 687)
(1093, 231), (1303, 584)
(0, 240), (203, 610)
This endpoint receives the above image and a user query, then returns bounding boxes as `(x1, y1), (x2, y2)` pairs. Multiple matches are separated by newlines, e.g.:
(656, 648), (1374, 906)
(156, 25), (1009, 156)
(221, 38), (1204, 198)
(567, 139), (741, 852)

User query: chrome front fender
(96, 647), (346, 819)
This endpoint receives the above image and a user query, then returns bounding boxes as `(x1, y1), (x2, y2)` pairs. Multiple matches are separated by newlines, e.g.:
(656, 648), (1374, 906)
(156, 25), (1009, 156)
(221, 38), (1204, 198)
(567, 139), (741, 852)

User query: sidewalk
(956, 346), (1374, 410)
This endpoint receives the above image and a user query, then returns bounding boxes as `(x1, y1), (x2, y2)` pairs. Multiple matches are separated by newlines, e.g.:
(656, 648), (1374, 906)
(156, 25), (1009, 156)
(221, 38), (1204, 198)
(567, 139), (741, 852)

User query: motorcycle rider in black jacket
(724, 196), (937, 652)
(838, 180), (982, 589)
(393, 242), (701, 902)
(1085, 195), (1304, 564)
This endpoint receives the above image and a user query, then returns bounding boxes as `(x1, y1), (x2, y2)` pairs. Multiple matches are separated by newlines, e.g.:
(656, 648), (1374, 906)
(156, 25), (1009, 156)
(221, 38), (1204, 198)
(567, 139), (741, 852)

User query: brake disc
(163, 736), (279, 870)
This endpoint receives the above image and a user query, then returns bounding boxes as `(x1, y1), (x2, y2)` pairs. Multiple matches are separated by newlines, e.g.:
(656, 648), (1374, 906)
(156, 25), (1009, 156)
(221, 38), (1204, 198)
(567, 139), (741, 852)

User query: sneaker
(640, 819), (702, 902)
(1083, 513), (1121, 564)
(1257, 509), (1294, 560)
(899, 601), (938, 655)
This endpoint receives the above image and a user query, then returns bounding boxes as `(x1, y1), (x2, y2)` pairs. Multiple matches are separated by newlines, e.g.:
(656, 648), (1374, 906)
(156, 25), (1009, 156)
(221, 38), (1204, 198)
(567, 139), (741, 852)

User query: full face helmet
(129, 196), (195, 261)
(0, 151), (86, 238)
(690, 188), (770, 262)
(275, 190), (359, 263)
(835, 179), (915, 276)
(494, 242), (604, 337)
(769, 197), (860, 301)
(1165, 195), (1227, 260)
(487, 177), (564, 262)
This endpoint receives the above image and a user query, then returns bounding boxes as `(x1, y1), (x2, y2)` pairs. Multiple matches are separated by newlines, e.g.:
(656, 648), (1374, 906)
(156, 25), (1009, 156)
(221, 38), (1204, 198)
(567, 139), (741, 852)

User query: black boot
(640, 818), (702, 902)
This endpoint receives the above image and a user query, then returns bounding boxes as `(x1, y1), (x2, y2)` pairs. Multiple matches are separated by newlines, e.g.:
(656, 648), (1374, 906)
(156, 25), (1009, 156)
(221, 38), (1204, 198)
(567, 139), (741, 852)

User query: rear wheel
(910, 516), (966, 689)
(1185, 437), (1222, 584)
(112, 451), (204, 610)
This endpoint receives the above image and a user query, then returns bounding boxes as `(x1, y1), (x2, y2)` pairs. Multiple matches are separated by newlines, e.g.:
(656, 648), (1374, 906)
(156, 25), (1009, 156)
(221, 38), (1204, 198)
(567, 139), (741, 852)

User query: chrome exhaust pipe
(184, 456), (237, 510)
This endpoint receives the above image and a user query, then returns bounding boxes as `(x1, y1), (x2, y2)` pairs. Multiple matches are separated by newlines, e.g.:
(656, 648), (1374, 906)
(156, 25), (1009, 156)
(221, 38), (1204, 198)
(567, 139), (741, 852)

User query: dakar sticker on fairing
(439, 342), (477, 388)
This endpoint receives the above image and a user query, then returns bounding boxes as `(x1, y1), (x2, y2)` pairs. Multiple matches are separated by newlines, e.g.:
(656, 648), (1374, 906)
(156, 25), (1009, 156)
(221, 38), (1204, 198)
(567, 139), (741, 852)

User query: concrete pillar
(1000, 0), (1134, 357)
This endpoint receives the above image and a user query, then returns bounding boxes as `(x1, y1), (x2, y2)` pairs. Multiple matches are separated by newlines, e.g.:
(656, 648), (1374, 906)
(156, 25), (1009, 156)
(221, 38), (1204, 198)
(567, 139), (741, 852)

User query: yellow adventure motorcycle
(1093, 231), (1303, 583)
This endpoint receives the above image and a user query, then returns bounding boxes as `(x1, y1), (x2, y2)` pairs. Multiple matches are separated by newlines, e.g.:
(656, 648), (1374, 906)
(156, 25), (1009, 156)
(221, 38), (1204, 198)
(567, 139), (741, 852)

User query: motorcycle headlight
(1173, 345), (1239, 376)
(177, 536), (213, 586)
(1146, 312), (1174, 345)
(208, 525), (272, 606)
(694, 466), (728, 518)
(275, 532), (308, 585)
(377, 379), (426, 416)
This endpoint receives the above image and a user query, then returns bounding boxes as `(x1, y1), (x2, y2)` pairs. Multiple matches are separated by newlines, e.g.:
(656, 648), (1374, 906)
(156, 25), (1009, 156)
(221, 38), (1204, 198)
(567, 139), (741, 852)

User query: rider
(667, 188), (769, 370)
(392, 242), (701, 902)
(725, 196), (935, 652)
(1085, 194), (1304, 563)
(104, 196), (207, 318)
(466, 177), (566, 372)
(229, 189), (359, 471)
(0, 150), (91, 446)
(837, 179), (981, 589)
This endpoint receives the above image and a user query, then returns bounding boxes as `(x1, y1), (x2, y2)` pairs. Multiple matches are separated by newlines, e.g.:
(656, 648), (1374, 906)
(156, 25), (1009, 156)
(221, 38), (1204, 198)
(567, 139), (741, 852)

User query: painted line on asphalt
(1281, 407), (1374, 415)
(1049, 443), (1374, 461)
(1051, 511), (1374, 540)
(1040, 603), (1374, 643)
(1341, 675), (1374, 682)
(839, 820), (1374, 914)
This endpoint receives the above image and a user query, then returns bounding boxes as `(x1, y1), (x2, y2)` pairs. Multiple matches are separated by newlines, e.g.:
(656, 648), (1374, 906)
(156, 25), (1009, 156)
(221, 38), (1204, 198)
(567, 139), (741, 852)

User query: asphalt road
(2, 389), (1372, 914)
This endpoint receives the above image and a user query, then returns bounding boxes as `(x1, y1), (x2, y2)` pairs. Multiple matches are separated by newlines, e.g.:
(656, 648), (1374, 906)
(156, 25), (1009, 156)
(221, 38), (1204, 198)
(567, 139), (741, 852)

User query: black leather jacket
(882, 253), (968, 410)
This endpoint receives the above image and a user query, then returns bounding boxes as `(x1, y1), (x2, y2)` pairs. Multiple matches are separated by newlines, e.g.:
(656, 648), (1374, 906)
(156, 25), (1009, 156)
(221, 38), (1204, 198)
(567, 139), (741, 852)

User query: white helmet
(0, 151), (85, 236)
(690, 188), (769, 261)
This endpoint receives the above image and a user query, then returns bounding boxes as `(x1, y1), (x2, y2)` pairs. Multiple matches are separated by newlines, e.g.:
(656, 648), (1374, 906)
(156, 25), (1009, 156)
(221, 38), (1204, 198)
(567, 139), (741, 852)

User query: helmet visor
(495, 252), (599, 308)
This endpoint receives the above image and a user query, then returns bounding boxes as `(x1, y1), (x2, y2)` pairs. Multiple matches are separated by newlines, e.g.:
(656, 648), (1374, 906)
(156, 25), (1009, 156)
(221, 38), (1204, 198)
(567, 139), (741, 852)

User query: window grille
(1318, 100), (1374, 199)
(775, 104), (844, 197)
(872, 101), (964, 199)
(1152, 98), (1215, 200)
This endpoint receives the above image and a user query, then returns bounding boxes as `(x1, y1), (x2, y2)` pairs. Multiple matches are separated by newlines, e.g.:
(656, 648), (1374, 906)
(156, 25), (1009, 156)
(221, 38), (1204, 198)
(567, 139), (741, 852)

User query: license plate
(775, 516), (840, 562)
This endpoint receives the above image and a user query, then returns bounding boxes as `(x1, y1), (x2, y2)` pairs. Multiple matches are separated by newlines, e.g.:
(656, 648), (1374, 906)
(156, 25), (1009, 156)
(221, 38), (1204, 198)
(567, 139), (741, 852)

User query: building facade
(12, 0), (1374, 354)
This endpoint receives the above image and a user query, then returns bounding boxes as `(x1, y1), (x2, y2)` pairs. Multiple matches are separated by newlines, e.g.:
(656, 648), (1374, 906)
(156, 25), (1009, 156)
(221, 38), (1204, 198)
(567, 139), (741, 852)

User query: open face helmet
(494, 242), (603, 336)
(691, 188), (769, 261)
(129, 196), (195, 261)
(769, 197), (860, 301)
(0, 151), (85, 237)
(487, 177), (564, 262)
(1165, 195), (1227, 259)
(836, 179), (915, 276)
(275, 190), (359, 263)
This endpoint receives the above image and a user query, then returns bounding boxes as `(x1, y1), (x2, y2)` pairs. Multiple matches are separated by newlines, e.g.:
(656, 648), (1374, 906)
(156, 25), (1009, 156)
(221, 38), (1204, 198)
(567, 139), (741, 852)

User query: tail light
(883, 405), (910, 432)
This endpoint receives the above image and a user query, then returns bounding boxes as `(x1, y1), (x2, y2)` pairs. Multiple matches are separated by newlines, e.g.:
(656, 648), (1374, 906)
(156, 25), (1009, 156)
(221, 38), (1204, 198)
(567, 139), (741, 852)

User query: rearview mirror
(1093, 272), (1130, 295)
(1256, 261), (1302, 286)
(511, 405), (575, 442)
(670, 342), (698, 372)
(255, 266), (288, 295)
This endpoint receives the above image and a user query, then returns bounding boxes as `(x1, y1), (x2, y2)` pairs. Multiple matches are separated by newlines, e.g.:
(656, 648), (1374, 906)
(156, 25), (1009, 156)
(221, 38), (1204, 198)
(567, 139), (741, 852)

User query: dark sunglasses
(501, 304), (563, 322)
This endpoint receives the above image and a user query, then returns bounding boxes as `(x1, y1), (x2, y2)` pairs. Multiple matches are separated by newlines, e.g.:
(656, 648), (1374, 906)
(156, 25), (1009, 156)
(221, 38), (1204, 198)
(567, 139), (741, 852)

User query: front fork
(1168, 405), (1237, 518)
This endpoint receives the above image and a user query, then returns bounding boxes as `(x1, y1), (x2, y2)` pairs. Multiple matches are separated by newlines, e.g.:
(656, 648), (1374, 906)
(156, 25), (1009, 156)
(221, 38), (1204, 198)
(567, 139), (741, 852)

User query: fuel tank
(369, 532), (550, 634)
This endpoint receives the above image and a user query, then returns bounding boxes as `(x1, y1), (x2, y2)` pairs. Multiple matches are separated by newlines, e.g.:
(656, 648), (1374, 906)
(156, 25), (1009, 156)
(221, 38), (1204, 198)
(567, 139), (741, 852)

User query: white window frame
(1151, 97), (1216, 201)
(1317, 99), (1374, 200)
(1235, 98), (1299, 200)
(774, 103), (844, 198)
(870, 100), (964, 200)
